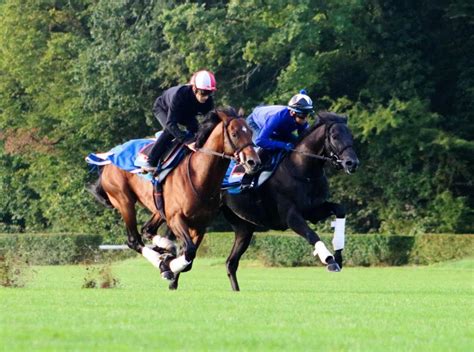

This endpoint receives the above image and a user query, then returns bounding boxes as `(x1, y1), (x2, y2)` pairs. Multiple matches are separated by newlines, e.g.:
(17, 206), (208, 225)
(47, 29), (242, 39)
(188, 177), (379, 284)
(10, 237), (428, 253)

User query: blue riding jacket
(247, 105), (308, 150)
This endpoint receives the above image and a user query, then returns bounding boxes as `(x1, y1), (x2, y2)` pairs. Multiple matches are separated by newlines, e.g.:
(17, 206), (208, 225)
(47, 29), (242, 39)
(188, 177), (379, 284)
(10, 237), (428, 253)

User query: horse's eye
(231, 132), (238, 138)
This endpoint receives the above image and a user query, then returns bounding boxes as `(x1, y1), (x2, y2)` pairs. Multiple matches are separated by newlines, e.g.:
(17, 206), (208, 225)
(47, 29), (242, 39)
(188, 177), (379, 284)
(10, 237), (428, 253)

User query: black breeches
(149, 130), (174, 166)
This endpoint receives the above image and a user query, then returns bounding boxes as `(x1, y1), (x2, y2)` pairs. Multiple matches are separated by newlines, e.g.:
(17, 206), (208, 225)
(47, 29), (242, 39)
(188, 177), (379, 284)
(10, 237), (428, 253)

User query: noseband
(324, 122), (353, 167)
(186, 116), (255, 200)
(289, 120), (353, 166)
(222, 118), (255, 158)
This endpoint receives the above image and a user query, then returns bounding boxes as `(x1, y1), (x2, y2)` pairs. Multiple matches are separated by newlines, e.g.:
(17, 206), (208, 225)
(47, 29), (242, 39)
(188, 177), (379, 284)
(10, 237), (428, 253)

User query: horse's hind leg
(108, 195), (144, 253)
(223, 206), (256, 291)
(141, 212), (165, 240)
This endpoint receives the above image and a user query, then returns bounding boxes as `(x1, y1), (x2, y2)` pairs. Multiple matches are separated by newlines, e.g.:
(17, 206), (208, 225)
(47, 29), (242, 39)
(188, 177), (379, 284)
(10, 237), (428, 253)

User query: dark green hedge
(1, 232), (472, 266)
(199, 232), (474, 266)
(0, 233), (103, 265)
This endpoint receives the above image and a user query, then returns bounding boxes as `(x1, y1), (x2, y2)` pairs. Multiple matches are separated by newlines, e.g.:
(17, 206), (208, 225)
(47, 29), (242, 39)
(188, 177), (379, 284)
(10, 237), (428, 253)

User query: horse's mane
(195, 107), (239, 148)
(296, 111), (348, 144)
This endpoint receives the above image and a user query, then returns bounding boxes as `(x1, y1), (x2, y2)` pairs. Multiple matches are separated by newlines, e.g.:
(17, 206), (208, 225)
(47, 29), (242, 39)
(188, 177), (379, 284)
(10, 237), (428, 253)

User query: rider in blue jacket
(241, 90), (314, 190)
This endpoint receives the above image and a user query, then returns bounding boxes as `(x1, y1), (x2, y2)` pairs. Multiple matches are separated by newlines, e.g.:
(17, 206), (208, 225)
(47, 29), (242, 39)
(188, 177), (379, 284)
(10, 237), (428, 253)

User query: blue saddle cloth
(109, 139), (154, 172)
(85, 135), (186, 183)
(222, 151), (285, 194)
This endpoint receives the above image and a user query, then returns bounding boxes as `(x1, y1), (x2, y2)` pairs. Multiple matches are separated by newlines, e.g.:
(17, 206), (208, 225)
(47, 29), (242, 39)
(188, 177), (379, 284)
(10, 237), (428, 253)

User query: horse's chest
(291, 183), (328, 208)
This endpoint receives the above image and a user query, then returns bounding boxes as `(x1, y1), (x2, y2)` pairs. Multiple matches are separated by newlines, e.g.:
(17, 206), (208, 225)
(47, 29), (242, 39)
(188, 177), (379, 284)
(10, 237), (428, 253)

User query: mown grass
(0, 257), (473, 351)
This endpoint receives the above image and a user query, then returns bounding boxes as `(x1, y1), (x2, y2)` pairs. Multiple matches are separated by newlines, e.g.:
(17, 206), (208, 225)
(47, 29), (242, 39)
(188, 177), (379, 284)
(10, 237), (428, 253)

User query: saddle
(222, 150), (285, 194)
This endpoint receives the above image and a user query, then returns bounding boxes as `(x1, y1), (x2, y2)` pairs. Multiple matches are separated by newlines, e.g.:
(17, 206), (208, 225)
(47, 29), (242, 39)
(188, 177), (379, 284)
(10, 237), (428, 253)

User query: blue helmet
(288, 89), (314, 114)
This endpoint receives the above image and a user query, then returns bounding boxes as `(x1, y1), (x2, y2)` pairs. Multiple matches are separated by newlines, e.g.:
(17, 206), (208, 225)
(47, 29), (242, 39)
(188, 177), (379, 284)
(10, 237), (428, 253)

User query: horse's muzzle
(238, 149), (261, 174)
(342, 157), (359, 174)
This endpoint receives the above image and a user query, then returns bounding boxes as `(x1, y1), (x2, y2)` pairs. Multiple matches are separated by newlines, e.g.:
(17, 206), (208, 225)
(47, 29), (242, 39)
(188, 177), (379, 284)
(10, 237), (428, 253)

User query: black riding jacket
(153, 84), (214, 141)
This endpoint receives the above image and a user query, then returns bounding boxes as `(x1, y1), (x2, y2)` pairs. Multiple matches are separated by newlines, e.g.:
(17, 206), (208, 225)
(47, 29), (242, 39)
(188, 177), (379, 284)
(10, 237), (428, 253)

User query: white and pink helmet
(190, 70), (217, 91)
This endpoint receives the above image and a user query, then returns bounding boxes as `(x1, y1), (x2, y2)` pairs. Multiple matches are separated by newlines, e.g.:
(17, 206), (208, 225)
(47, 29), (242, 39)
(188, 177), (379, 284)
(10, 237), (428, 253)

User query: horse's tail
(86, 166), (113, 209)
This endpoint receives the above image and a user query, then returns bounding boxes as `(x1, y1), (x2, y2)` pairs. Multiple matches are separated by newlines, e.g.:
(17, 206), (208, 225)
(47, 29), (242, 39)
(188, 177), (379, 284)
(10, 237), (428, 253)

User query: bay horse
(92, 108), (260, 288)
(221, 112), (359, 291)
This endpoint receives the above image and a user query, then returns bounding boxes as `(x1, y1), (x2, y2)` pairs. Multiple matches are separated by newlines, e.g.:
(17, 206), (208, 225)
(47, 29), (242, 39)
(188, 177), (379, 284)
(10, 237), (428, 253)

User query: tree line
(0, 0), (472, 238)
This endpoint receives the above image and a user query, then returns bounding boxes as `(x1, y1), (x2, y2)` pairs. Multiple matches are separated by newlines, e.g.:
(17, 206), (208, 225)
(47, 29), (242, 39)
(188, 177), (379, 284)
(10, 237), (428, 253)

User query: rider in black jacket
(146, 70), (217, 169)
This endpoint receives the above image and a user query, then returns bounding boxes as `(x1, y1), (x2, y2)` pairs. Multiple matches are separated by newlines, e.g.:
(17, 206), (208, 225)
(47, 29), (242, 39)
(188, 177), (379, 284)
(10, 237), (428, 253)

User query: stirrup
(141, 165), (156, 173)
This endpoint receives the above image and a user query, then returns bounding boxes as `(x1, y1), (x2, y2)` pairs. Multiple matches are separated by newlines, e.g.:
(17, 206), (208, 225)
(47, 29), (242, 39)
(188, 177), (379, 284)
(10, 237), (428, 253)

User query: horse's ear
(216, 110), (232, 124)
(237, 107), (245, 118)
(343, 115), (348, 123)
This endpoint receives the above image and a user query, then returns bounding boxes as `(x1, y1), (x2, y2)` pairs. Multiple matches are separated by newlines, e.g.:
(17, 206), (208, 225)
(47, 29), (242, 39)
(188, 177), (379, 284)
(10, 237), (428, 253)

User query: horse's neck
(287, 125), (326, 176)
(190, 123), (229, 194)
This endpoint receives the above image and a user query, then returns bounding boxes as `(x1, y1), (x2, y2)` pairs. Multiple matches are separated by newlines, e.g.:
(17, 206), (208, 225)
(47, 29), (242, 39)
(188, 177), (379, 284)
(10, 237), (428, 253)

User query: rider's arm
(255, 115), (288, 150)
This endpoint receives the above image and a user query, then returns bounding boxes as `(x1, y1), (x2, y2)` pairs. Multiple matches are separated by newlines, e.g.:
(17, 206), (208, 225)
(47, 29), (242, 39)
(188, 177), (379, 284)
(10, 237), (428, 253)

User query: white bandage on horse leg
(331, 218), (346, 251)
(313, 241), (333, 264)
(142, 247), (162, 270)
(169, 255), (191, 274)
(152, 235), (176, 252)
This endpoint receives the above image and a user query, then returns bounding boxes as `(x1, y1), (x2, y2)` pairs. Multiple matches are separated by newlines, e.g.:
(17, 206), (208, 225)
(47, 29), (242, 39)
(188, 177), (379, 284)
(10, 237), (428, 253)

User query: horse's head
(196, 108), (260, 174)
(319, 112), (359, 174)
(216, 109), (261, 174)
(299, 112), (359, 174)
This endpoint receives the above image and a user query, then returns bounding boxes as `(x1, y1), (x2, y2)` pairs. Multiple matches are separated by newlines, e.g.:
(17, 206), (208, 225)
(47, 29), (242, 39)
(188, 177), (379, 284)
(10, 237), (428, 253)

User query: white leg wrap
(331, 218), (346, 251)
(152, 235), (176, 252)
(169, 255), (191, 274)
(142, 247), (162, 270)
(313, 241), (333, 264)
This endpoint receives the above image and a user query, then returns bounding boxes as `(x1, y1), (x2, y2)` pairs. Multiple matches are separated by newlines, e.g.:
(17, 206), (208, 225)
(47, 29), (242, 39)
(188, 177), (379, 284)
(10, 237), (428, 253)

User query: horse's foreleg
(166, 216), (196, 275)
(286, 206), (340, 272)
(308, 202), (346, 268)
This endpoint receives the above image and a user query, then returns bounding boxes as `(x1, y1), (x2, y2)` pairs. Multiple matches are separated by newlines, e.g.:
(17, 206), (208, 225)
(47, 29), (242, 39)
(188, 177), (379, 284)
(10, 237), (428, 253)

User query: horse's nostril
(248, 159), (255, 166)
(345, 160), (353, 167)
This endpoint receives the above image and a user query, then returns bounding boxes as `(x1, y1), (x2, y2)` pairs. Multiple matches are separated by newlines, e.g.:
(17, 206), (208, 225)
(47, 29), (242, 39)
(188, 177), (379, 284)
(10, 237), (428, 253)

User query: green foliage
(82, 264), (120, 289)
(0, 0), (472, 234)
(0, 251), (31, 287)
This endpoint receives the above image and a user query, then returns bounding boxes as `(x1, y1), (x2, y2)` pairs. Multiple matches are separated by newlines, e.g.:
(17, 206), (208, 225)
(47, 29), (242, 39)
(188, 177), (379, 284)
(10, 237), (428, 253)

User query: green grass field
(1, 257), (473, 351)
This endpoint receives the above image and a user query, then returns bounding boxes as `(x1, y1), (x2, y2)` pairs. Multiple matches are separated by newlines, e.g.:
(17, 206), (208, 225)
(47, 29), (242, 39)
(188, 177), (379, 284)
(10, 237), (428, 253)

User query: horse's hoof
(327, 262), (341, 272)
(161, 270), (174, 281)
(159, 261), (174, 281)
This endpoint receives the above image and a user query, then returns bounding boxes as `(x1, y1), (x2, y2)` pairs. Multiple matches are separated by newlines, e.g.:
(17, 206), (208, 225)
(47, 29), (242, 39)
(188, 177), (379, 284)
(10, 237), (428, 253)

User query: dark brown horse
(221, 112), (359, 291)
(92, 108), (260, 288)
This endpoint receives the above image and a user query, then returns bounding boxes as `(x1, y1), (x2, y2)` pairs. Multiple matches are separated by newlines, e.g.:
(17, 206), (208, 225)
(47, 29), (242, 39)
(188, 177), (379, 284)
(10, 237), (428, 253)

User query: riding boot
(149, 130), (173, 167)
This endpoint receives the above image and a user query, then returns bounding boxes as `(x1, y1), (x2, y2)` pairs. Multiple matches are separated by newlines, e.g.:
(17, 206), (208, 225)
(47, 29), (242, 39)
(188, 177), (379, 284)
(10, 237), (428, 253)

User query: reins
(190, 118), (254, 161)
(186, 116), (253, 200)
(288, 149), (338, 163)
(287, 120), (355, 165)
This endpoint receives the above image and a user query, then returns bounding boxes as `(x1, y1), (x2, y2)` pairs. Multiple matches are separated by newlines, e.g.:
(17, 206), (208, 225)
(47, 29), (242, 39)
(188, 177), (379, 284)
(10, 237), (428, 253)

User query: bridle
(192, 117), (255, 161)
(323, 121), (354, 168)
(290, 120), (353, 168)
(187, 116), (255, 199)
